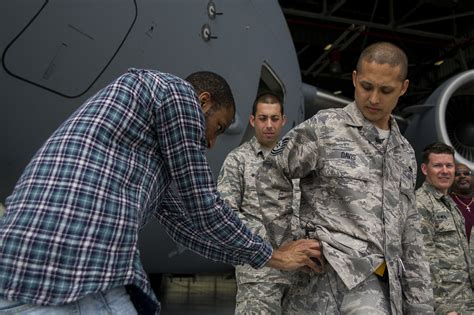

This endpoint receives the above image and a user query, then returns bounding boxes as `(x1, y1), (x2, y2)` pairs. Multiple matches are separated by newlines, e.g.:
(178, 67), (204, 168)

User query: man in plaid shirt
(0, 69), (321, 314)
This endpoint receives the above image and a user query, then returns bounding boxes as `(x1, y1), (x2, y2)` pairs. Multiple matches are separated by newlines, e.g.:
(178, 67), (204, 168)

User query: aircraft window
(259, 63), (285, 104)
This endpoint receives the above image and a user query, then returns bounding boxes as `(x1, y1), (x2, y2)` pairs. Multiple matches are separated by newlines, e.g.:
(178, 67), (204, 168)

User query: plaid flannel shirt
(0, 69), (272, 314)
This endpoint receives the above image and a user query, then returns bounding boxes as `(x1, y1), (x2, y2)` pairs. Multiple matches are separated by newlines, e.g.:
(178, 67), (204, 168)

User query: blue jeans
(0, 287), (137, 314)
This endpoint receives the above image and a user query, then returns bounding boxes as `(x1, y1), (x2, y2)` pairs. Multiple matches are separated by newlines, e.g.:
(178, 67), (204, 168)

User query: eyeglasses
(455, 170), (472, 176)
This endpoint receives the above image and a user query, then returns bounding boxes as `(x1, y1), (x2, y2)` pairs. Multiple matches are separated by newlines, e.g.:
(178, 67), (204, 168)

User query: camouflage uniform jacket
(257, 102), (433, 314)
(471, 232), (474, 313)
(416, 182), (473, 314)
(218, 136), (299, 285)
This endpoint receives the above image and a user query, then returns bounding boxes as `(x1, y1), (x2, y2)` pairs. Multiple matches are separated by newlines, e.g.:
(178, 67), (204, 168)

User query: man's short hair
(422, 142), (455, 164)
(357, 42), (408, 80)
(252, 91), (284, 116)
(185, 71), (235, 113)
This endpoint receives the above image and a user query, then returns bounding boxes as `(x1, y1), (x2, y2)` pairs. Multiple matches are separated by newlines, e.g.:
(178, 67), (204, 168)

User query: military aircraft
(1, 0), (473, 275)
(404, 69), (474, 186)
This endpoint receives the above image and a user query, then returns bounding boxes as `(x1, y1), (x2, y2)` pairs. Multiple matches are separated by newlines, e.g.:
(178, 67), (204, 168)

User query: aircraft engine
(302, 83), (352, 119)
(404, 69), (474, 185)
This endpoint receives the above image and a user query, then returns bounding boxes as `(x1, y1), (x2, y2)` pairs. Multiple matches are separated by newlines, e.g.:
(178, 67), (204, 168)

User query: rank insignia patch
(271, 137), (289, 156)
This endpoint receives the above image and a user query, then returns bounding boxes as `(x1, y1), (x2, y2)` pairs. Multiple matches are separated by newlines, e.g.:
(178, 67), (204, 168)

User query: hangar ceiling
(279, 0), (474, 113)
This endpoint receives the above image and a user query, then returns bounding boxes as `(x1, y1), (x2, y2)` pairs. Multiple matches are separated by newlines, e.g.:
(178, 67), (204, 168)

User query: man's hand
(265, 239), (324, 273)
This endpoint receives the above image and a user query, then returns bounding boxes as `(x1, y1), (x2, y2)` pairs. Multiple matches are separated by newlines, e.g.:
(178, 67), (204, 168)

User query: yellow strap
(374, 261), (386, 277)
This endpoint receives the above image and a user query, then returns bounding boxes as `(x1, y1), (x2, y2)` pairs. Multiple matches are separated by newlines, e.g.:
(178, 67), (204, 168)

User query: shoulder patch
(271, 137), (289, 156)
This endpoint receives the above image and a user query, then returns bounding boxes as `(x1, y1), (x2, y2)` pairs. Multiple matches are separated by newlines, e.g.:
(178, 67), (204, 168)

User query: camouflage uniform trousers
(235, 272), (310, 315)
(306, 265), (390, 315)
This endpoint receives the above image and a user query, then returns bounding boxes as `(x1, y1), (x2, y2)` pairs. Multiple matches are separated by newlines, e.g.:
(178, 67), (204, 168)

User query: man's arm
(155, 81), (270, 268)
(417, 191), (449, 314)
(400, 180), (434, 314)
(154, 81), (321, 271)
(417, 195), (441, 280)
(256, 120), (319, 247)
(156, 190), (323, 271)
(155, 190), (246, 265)
(217, 151), (245, 221)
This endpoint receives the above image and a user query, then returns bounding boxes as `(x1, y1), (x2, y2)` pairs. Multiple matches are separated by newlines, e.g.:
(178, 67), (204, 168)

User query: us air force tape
(271, 137), (289, 156)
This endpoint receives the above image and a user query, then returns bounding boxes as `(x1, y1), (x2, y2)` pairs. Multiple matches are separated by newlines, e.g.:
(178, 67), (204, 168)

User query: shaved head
(357, 42), (408, 81)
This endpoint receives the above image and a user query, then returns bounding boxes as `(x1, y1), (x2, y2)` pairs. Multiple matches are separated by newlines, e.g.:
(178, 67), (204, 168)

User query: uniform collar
(249, 136), (268, 159)
(422, 181), (447, 200)
(342, 102), (405, 151)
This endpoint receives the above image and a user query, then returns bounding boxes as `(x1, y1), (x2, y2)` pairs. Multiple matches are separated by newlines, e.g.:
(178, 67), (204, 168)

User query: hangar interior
(280, 0), (474, 109)
(157, 1), (474, 314)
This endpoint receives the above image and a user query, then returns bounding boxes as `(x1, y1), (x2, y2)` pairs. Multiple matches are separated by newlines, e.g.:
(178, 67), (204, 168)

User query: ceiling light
(324, 44), (333, 51)
(329, 50), (342, 73)
(333, 90), (342, 95)
(434, 60), (444, 66)
(329, 62), (342, 74)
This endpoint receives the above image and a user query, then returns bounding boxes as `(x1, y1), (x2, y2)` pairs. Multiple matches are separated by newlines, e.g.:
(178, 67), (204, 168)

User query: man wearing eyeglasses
(416, 143), (473, 315)
(450, 163), (474, 312)
(450, 164), (474, 243)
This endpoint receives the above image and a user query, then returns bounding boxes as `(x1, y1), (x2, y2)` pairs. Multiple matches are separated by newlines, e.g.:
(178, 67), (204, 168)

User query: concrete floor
(156, 273), (236, 315)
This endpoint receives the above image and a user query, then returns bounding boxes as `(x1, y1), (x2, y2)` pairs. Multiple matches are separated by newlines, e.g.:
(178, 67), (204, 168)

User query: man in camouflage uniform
(416, 143), (473, 314)
(218, 92), (307, 314)
(257, 42), (433, 314)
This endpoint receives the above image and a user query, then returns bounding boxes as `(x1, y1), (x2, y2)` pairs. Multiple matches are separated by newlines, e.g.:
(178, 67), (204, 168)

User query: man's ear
(421, 163), (428, 176)
(249, 115), (255, 128)
(199, 92), (212, 112)
(400, 79), (409, 96)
